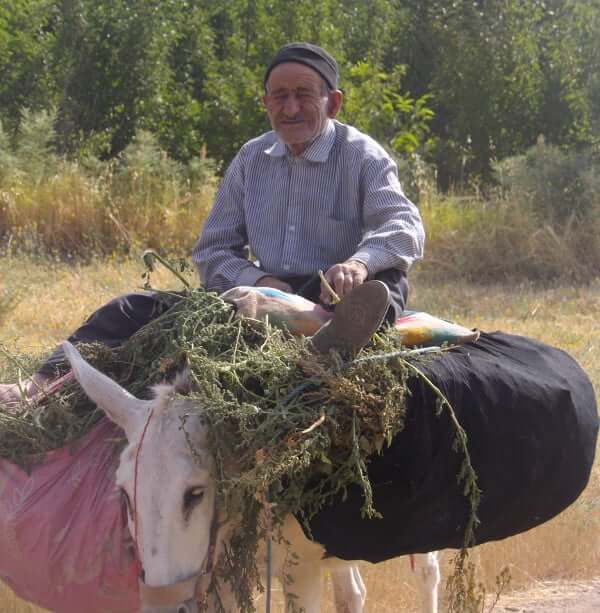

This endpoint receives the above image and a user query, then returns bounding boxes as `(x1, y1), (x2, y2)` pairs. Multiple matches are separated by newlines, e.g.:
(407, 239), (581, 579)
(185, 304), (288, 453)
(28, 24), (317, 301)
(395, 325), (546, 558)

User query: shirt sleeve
(350, 155), (425, 276)
(191, 151), (268, 292)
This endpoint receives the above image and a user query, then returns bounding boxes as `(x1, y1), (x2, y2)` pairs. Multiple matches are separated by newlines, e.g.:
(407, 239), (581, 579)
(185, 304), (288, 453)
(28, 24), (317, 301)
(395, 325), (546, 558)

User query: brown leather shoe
(310, 280), (390, 355)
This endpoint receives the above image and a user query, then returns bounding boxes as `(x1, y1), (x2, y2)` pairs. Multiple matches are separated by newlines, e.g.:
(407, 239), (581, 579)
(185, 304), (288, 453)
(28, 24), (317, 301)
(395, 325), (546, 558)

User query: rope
(133, 407), (155, 568)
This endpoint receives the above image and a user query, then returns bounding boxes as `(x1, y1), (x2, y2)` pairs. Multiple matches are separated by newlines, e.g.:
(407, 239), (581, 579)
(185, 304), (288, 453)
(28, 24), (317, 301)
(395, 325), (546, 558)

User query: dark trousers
(39, 270), (409, 377)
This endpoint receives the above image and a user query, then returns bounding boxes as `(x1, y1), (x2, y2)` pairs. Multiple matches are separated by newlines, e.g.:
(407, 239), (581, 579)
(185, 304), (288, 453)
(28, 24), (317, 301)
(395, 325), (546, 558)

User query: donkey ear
(61, 341), (150, 436)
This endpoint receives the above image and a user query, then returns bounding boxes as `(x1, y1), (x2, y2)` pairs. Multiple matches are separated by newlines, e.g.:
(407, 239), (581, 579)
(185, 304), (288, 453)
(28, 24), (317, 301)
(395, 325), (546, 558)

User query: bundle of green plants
(0, 287), (481, 611)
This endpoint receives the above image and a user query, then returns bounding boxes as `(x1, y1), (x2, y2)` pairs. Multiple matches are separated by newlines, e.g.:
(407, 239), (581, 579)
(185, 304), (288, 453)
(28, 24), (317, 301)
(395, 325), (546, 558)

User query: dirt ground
(492, 578), (600, 612)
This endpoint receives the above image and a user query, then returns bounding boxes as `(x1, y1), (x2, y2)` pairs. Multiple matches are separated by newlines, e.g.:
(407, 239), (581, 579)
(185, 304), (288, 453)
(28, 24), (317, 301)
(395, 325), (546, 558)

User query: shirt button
(289, 225), (295, 232)
(283, 264), (290, 271)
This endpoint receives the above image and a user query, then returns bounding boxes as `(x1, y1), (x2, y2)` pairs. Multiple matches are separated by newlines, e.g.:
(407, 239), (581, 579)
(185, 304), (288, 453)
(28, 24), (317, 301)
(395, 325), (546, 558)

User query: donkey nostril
(177, 606), (189, 613)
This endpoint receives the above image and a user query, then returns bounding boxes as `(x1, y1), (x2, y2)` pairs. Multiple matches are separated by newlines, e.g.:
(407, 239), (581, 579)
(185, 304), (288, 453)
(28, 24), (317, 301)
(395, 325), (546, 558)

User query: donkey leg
(412, 552), (440, 613)
(331, 565), (366, 613)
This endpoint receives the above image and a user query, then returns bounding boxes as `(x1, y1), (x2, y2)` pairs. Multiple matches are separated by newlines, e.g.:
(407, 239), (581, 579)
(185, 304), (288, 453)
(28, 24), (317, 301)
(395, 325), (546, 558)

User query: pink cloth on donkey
(0, 418), (138, 612)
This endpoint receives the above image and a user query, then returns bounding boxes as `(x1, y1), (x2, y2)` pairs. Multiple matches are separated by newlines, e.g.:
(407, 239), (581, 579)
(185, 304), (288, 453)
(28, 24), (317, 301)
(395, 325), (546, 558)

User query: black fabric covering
(306, 331), (599, 562)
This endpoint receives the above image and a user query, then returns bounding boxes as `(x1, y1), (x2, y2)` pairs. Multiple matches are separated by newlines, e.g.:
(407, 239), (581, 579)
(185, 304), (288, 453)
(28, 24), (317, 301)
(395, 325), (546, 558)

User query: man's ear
(327, 90), (343, 118)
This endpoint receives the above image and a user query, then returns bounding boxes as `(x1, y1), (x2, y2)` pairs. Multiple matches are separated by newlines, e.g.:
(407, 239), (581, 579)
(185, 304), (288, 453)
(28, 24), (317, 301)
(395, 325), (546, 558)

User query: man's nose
(282, 94), (301, 116)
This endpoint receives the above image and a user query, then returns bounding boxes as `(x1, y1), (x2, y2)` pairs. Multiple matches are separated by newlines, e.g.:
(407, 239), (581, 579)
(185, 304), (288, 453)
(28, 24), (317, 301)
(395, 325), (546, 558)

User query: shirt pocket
(316, 217), (363, 263)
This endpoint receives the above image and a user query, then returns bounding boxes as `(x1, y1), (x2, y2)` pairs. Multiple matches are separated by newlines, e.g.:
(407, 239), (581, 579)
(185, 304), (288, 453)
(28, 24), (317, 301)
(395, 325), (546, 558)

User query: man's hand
(255, 275), (293, 293)
(320, 260), (368, 304)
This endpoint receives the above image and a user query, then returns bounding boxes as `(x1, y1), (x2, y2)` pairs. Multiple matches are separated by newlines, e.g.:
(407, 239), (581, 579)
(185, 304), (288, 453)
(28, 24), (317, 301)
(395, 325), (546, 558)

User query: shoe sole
(311, 280), (390, 354)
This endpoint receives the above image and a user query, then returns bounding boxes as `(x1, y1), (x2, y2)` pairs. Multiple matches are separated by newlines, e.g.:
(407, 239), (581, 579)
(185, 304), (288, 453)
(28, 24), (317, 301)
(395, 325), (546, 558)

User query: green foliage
(1, 0), (600, 186)
(383, 0), (595, 186)
(118, 131), (182, 183)
(0, 1), (55, 124)
(14, 108), (59, 181)
(0, 108), (62, 184)
(340, 62), (434, 156)
(51, 0), (184, 154)
(0, 119), (17, 183)
(115, 129), (217, 195)
(394, 153), (438, 204)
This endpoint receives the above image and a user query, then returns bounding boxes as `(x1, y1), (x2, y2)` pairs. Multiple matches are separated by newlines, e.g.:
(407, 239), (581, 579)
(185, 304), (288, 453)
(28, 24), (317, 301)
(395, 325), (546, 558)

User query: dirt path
(492, 578), (600, 612)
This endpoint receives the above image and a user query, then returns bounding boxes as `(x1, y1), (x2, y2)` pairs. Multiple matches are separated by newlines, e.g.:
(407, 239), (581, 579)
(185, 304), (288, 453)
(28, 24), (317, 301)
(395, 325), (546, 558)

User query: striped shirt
(192, 119), (425, 292)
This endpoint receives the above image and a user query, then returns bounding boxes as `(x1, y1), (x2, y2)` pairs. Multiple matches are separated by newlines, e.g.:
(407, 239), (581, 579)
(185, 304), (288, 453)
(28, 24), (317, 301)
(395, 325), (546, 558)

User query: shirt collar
(264, 119), (336, 162)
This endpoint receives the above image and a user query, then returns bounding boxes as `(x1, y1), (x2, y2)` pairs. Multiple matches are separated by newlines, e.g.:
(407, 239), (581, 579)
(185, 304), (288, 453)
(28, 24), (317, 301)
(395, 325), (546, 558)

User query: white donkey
(62, 341), (439, 613)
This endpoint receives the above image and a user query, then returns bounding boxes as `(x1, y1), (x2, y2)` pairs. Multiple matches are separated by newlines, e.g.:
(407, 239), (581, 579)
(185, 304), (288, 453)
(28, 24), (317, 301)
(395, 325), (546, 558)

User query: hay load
(0, 288), (425, 521)
(0, 286), (596, 546)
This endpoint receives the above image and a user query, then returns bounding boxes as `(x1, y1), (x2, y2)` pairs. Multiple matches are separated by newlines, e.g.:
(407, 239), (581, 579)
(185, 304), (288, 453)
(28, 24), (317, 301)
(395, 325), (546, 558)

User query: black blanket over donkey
(307, 331), (598, 562)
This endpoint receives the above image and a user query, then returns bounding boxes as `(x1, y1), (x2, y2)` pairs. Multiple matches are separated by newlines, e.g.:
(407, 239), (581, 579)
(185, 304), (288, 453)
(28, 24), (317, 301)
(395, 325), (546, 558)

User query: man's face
(263, 62), (342, 155)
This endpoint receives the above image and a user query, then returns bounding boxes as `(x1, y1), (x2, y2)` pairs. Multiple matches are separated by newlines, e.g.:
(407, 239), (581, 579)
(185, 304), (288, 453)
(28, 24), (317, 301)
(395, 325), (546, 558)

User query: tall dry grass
(418, 194), (600, 284)
(4, 173), (600, 285)
(2, 110), (600, 284)
(0, 161), (215, 258)
(1, 119), (216, 259)
(0, 256), (597, 612)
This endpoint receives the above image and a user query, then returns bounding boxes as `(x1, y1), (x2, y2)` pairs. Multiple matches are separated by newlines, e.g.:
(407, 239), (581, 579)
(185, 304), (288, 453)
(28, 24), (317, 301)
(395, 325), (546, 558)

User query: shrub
(14, 108), (61, 183)
(493, 139), (599, 222)
(0, 120), (17, 184)
(394, 153), (438, 205)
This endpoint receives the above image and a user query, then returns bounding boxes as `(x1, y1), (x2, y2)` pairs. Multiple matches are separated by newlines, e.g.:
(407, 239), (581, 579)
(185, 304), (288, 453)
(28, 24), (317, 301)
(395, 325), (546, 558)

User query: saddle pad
(224, 286), (479, 347)
(393, 310), (480, 347)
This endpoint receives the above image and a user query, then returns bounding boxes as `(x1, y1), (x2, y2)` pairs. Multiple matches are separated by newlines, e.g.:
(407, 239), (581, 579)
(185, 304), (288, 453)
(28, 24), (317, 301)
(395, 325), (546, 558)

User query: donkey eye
(183, 486), (205, 514)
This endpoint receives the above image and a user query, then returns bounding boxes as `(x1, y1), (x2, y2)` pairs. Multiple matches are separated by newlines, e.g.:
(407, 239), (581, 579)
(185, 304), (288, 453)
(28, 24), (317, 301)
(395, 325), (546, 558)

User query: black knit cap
(264, 42), (339, 90)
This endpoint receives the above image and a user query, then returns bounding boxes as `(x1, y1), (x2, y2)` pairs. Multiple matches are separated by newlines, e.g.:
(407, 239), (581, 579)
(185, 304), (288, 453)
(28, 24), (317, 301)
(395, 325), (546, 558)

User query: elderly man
(0, 42), (424, 405)
(193, 42), (424, 349)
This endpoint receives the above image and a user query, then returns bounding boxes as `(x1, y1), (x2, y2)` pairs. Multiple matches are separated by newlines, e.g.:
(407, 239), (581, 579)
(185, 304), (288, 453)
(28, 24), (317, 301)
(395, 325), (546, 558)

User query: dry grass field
(0, 255), (598, 612)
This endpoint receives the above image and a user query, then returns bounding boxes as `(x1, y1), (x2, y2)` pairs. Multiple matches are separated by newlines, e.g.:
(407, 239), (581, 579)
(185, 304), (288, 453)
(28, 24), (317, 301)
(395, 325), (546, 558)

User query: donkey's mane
(149, 370), (191, 416)
(149, 383), (176, 416)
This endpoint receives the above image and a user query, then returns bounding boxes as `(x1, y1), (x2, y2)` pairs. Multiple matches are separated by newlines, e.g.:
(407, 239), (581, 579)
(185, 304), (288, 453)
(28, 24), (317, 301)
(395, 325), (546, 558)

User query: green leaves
(340, 62), (434, 156)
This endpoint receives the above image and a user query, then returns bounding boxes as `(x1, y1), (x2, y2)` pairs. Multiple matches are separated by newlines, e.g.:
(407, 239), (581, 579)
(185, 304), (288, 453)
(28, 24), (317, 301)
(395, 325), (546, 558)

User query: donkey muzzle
(139, 575), (200, 613)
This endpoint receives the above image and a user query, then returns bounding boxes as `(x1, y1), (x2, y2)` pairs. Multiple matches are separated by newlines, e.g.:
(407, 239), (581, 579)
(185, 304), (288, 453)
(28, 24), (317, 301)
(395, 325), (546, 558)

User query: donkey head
(62, 341), (220, 613)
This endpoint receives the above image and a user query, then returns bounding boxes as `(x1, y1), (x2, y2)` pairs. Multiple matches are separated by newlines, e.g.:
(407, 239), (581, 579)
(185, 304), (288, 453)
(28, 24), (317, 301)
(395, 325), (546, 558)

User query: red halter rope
(133, 407), (155, 561)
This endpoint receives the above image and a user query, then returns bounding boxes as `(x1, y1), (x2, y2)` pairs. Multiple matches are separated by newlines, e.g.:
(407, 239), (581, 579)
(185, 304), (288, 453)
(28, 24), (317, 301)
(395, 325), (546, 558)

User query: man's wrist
(345, 258), (370, 278)
(349, 250), (399, 277)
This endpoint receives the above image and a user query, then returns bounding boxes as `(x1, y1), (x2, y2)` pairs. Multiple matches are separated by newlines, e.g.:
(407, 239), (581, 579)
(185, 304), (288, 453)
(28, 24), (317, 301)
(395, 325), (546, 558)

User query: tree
(0, 1), (55, 130)
(52, 0), (184, 155)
